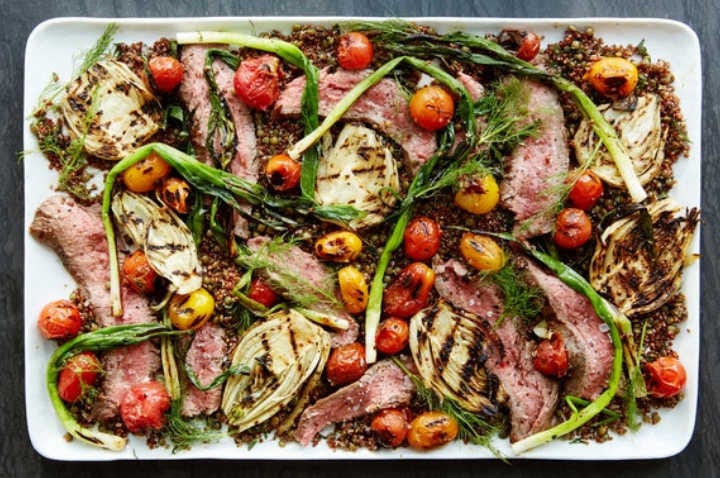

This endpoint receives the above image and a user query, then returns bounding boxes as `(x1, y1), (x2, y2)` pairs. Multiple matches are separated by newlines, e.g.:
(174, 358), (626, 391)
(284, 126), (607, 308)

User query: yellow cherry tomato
(168, 288), (215, 330)
(123, 152), (172, 193)
(454, 174), (500, 215)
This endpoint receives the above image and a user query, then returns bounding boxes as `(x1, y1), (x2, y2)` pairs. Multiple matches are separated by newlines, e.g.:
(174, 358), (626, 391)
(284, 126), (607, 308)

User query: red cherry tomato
(148, 56), (184, 93)
(57, 352), (101, 403)
(404, 216), (441, 261)
(383, 262), (435, 318)
(120, 381), (171, 433)
(376, 318), (410, 355)
(516, 32), (541, 61)
(247, 278), (280, 308)
(568, 171), (604, 210)
(326, 343), (367, 386)
(122, 250), (158, 295)
(265, 153), (301, 191)
(37, 300), (82, 340)
(646, 356), (687, 398)
(371, 408), (410, 447)
(533, 333), (569, 378)
(409, 85), (455, 132)
(337, 32), (374, 70)
(233, 55), (282, 111)
(553, 208), (592, 249)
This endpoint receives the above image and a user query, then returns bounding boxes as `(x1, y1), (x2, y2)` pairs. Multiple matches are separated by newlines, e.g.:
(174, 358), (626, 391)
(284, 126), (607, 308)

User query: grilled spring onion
(102, 143), (360, 316)
(175, 31), (321, 202)
(47, 323), (182, 451)
(348, 20), (648, 203)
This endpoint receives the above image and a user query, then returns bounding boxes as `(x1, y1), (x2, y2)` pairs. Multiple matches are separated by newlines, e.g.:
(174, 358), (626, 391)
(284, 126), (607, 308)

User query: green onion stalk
(175, 31), (321, 202)
(47, 323), (181, 451)
(347, 21), (648, 203)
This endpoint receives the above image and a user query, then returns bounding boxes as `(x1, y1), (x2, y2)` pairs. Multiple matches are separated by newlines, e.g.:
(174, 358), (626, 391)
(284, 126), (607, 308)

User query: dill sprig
(166, 401), (224, 452)
(491, 263), (542, 323)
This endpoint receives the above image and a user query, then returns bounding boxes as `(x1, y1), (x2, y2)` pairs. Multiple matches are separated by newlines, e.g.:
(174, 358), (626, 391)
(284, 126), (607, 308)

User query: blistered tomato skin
(409, 85), (455, 132)
(57, 352), (101, 403)
(233, 55), (282, 111)
(454, 174), (500, 215)
(123, 152), (172, 193)
(554, 208), (593, 249)
(120, 381), (171, 433)
(37, 299), (82, 340)
(569, 171), (604, 211)
(247, 278), (280, 308)
(404, 216), (441, 261)
(459, 233), (505, 273)
(516, 32), (541, 61)
(337, 32), (374, 70)
(646, 356), (687, 398)
(338, 266), (369, 314)
(533, 333), (569, 378)
(383, 262), (435, 318)
(314, 231), (363, 263)
(371, 409), (410, 447)
(168, 288), (215, 330)
(407, 411), (459, 450)
(376, 318), (410, 355)
(265, 153), (301, 192)
(326, 343), (367, 386)
(122, 250), (158, 295)
(148, 56), (184, 93)
(585, 57), (639, 98)
(159, 177), (192, 214)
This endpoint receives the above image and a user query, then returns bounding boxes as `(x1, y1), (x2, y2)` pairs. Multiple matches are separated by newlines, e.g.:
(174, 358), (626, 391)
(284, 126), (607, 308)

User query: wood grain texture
(2, 1), (718, 476)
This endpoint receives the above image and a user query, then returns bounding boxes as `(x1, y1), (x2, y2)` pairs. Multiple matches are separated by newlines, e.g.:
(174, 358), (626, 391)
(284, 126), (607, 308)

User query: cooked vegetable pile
(29, 20), (698, 457)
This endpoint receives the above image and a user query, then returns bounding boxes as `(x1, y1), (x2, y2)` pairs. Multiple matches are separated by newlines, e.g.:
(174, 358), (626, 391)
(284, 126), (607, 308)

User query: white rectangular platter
(24, 16), (702, 461)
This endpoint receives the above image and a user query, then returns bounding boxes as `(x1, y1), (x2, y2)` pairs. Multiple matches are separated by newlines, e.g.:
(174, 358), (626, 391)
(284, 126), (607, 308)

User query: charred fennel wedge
(590, 198), (699, 316)
(61, 59), (162, 160)
(222, 309), (330, 432)
(410, 301), (496, 414)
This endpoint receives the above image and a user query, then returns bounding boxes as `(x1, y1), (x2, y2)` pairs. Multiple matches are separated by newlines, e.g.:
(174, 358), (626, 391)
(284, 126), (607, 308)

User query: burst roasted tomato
(371, 408), (409, 447)
(120, 381), (171, 433)
(148, 56), (184, 93)
(516, 32), (541, 61)
(337, 32), (374, 70)
(404, 216), (441, 261)
(533, 333), (569, 378)
(233, 54), (282, 111)
(265, 153), (301, 191)
(409, 85), (455, 132)
(122, 250), (158, 295)
(37, 299), (82, 340)
(553, 208), (592, 249)
(57, 352), (101, 403)
(376, 318), (410, 355)
(383, 262), (435, 318)
(247, 278), (280, 308)
(326, 342), (367, 386)
(568, 170), (604, 210)
(646, 356), (687, 398)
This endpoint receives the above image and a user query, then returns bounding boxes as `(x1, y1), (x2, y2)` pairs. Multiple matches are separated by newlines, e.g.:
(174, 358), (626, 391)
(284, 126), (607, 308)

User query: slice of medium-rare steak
(275, 68), (436, 172)
(521, 259), (613, 399)
(295, 359), (414, 445)
(500, 80), (569, 238)
(457, 71), (485, 102)
(211, 59), (258, 238)
(434, 259), (559, 442)
(30, 195), (159, 420)
(246, 236), (358, 347)
(181, 322), (228, 416)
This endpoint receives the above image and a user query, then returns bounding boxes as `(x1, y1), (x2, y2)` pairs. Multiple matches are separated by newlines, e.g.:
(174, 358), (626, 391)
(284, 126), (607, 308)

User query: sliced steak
(457, 71), (485, 101)
(246, 236), (358, 347)
(295, 359), (415, 445)
(275, 68), (437, 172)
(30, 195), (159, 420)
(434, 259), (559, 442)
(500, 80), (569, 238)
(521, 259), (613, 399)
(181, 322), (228, 416)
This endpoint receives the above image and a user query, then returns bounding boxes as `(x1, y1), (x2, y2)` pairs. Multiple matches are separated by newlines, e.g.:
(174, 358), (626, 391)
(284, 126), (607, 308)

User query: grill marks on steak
(29, 195), (159, 420)
(181, 322), (228, 416)
(295, 360), (415, 445)
(521, 259), (613, 400)
(434, 259), (559, 442)
(274, 68), (437, 172)
(500, 80), (570, 238)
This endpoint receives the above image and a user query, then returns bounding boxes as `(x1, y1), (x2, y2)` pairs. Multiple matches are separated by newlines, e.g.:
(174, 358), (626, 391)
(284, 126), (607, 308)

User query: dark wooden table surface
(2, 1), (718, 477)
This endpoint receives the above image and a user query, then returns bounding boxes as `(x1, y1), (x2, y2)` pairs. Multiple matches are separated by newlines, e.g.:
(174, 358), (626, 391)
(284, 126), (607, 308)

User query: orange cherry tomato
(233, 55), (282, 111)
(376, 318), (410, 355)
(265, 153), (301, 191)
(407, 411), (459, 450)
(37, 300), (82, 340)
(568, 171), (604, 210)
(646, 356), (687, 398)
(371, 408), (410, 447)
(516, 32), (541, 61)
(326, 343), (367, 386)
(409, 85), (455, 132)
(120, 381), (171, 433)
(122, 152), (172, 193)
(337, 32), (374, 70)
(404, 216), (441, 261)
(57, 352), (101, 403)
(383, 262), (435, 318)
(148, 56), (184, 93)
(159, 177), (192, 214)
(533, 333), (569, 378)
(585, 57), (639, 98)
(553, 208), (592, 249)
(122, 250), (158, 295)
(247, 278), (280, 308)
